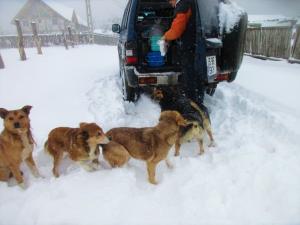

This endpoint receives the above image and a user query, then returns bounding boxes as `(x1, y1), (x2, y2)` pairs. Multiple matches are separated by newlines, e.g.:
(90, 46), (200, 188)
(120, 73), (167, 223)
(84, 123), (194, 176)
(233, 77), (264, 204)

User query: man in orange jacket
(162, 0), (203, 103)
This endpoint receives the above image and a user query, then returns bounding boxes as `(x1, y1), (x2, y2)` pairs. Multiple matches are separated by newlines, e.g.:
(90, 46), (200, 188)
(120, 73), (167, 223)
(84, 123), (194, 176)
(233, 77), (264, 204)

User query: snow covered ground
(0, 45), (300, 225)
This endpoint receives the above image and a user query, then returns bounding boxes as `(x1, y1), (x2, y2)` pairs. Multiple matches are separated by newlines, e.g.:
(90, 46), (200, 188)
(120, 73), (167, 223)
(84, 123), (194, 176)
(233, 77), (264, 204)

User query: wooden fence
(245, 26), (300, 60)
(0, 33), (118, 49)
(292, 26), (300, 60)
(1, 26), (299, 61)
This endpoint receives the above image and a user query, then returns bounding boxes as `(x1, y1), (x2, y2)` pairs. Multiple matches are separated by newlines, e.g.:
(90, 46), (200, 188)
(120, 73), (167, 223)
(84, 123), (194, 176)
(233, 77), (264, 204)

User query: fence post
(15, 19), (27, 61)
(0, 52), (4, 69)
(291, 25), (300, 59)
(31, 22), (42, 55)
(63, 32), (69, 50)
(67, 26), (74, 48)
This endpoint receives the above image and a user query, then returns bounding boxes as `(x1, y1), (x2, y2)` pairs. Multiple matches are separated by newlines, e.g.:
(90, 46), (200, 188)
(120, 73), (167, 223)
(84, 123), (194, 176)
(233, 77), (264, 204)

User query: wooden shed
(12, 0), (88, 34)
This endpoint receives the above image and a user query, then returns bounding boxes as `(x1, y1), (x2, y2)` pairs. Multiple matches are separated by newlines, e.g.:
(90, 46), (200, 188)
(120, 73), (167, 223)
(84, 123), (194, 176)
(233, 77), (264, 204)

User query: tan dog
(106, 111), (187, 184)
(0, 106), (40, 188)
(45, 122), (109, 177)
(102, 141), (130, 168)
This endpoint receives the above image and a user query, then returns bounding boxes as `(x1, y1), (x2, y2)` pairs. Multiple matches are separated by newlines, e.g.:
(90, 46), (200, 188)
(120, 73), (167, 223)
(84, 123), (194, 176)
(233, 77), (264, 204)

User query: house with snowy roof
(248, 15), (298, 28)
(12, 0), (88, 34)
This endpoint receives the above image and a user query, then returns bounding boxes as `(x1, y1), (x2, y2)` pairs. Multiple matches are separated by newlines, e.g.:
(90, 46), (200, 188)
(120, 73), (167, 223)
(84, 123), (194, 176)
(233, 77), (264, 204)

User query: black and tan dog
(0, 106), (41, 188)
(152, 87), (215, 156)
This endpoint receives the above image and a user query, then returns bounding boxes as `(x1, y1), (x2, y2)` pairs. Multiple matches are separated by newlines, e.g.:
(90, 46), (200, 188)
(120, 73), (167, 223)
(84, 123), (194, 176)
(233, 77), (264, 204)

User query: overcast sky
(0, 0), (299, 34)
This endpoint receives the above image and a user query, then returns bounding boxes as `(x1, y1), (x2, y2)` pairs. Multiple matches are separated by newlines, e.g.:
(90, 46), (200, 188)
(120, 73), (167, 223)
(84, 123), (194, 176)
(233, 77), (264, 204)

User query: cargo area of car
(135, 1), (181, 73)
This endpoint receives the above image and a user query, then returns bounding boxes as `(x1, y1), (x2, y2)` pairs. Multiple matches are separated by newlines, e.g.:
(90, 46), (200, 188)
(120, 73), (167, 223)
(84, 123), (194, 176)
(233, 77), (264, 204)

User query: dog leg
(91, 159), (101, 170)
(0, 167), (10, 181)
(207, 127), (216, 147)
(78, 161), (95, 172)
(52, 151), (63, 177)
(7, 163), (24, 186)
(197, 139), (205, 155)
(174, 138), (181, 157)
(147, 161), (158, 185)
(25, 154), (41, 178)
(165, 159), (173, 169)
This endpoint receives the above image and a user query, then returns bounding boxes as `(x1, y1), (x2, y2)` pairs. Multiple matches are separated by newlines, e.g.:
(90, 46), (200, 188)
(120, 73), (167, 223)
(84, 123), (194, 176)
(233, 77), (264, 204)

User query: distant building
(12, 0), (88, 34)
(248, 15), (298, 28)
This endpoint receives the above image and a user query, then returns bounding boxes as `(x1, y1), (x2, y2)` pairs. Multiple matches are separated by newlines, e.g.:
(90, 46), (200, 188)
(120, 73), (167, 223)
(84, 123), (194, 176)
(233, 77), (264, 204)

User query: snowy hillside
(0, 45), (300, 225)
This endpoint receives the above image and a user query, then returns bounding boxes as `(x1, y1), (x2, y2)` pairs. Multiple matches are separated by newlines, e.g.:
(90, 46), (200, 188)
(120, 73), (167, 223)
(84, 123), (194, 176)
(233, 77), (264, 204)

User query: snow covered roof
(43, 0), (87, 26)
(248, 15), (297, 28)
(248, 15), (288, 23)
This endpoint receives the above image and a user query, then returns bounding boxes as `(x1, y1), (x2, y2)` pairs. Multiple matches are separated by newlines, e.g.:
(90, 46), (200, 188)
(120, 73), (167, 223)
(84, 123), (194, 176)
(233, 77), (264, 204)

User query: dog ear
(81, 130), (89, 141)
(0, 108), (9, 119)
(176, 113), (187, 126)
(79, 122), (88, 128)
(22, 105), (32, 115)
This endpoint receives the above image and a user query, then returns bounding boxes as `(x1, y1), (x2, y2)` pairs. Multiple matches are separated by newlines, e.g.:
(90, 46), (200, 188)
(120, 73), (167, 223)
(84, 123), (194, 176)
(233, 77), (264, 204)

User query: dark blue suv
(112, 0), (247, 102)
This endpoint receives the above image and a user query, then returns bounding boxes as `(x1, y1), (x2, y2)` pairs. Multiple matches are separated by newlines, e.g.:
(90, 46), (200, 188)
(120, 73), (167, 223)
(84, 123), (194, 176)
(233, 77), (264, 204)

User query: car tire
(121, 68), (139, 102)
(228, 71), (237, 82)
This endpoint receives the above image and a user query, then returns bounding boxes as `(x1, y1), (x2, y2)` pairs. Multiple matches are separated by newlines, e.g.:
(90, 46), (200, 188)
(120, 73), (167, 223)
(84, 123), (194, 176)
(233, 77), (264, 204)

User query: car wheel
(121, 68), (139, 102)
(228, 71), (237, 82)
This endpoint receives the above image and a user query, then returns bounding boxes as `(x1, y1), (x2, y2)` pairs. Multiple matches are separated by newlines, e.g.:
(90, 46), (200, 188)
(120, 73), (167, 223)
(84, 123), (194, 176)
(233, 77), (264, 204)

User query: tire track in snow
(86, 72), (161, 132)
(210, 83), (300, 147)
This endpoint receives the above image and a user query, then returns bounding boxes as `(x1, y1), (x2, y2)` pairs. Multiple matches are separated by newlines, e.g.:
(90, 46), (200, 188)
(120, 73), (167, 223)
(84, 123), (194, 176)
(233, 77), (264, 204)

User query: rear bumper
(125, 66), (181, 87)
(134, 68), (181, 86)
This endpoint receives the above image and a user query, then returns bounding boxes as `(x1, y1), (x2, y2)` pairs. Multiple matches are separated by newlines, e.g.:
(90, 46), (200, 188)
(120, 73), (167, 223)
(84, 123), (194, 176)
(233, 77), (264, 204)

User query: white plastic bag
(157, 40), (168, 56)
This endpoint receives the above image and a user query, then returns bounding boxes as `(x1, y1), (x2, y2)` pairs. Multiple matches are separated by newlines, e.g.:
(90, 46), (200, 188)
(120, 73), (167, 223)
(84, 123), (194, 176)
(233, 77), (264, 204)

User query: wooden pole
(31, 22), (42, 55)
(15, 19), (27, 61)
(67, 26), (74, 48)
(85, 0), (94, 44)
(63, 32), (68, 50)
(0, 52), (4, 69)
(291, 26), (300, 59)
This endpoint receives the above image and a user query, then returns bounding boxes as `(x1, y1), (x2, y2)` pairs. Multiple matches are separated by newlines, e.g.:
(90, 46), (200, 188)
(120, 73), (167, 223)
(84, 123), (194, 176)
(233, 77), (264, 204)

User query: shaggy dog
(45, 122), (109, 177)
(105, 111), (187, 184)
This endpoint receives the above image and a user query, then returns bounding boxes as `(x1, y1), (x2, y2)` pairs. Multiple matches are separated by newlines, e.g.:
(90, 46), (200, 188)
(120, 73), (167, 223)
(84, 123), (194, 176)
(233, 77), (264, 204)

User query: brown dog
(45, 122), (109, 177)
(102, 141), (130, 168)
(0, 106), (40, 188)
(106, 111), (187, 184)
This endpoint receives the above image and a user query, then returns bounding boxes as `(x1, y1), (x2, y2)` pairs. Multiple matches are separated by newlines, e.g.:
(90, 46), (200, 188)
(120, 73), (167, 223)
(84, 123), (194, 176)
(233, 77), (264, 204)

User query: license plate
(206, 56), (217, 77)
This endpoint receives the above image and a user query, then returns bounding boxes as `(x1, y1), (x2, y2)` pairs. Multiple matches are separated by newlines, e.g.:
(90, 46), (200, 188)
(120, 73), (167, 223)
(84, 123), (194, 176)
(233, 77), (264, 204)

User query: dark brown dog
(106, 111), (187, 184)
(0, 106), (40, 188)
(45, 122), (109, 177)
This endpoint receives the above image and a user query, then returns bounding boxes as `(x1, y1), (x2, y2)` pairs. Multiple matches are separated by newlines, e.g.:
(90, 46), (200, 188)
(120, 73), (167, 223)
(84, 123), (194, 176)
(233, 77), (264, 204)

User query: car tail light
(214, 73), (229, 82)
(125, 41), (137, 65)
(126, 56), (138, 64)
(138, 77), (157, 85)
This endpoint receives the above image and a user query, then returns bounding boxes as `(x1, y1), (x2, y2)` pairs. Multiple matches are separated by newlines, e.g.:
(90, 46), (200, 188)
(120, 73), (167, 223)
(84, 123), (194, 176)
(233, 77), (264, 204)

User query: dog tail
(44, 140), (49, 154)
(190, 101), (211, 123)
